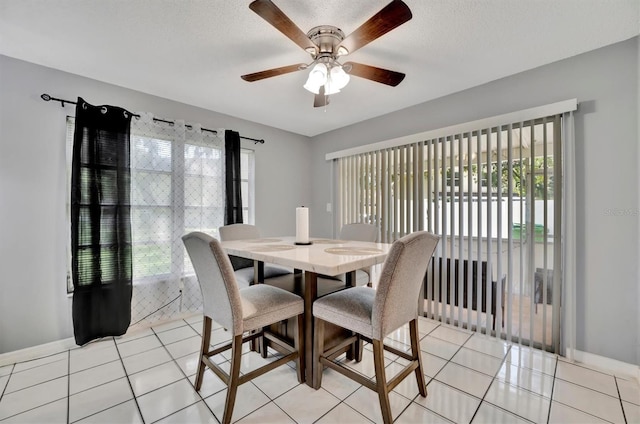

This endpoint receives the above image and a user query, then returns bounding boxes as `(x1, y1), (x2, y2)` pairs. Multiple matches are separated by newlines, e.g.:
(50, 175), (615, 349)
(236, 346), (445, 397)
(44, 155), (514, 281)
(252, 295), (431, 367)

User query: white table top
(219, 236), (393, 276)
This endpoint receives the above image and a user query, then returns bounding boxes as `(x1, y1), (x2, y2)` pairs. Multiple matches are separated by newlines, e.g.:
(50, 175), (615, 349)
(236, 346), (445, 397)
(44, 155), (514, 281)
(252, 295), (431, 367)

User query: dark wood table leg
(253, 260), (265, 284)
(304, 271), (318, 387)
(345, 271), (355, 288)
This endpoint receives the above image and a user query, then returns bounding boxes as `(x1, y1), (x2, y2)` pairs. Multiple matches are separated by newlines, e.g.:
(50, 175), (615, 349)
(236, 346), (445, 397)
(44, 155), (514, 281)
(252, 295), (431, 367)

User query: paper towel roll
(296, 207), (309, 244)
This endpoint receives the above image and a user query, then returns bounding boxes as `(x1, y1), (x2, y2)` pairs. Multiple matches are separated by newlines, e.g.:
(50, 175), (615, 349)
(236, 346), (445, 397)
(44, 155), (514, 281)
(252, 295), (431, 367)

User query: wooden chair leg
(295, 314), (305, 384)
(372, 339), (393, 424)
(195, 316), (212, 391)
(346, 342), (355, 361)
(222, 334), (243, 424)
(346, 333), (363, 362)
(261, 326), (268, 358)
(354, 335), (363, 362)
(410, 319), (427, 397)
(313, 317), (325, 389)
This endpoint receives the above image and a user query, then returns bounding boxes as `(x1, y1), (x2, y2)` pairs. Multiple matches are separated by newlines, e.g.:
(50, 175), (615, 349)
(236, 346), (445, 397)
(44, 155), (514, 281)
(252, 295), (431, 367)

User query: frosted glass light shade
(330, 66), (350, 90)
(303, 63), (328, 94)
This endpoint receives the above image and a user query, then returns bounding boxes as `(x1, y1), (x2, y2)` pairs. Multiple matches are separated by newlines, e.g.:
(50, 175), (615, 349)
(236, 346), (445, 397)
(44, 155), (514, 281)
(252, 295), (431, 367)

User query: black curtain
(71, 97), (133, 345)
(225, 130), (243, 225)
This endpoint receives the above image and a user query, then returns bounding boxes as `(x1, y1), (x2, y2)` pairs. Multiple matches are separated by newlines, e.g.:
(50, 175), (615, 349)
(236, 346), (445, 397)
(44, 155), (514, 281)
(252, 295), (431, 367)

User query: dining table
(219, 236), (393, 387)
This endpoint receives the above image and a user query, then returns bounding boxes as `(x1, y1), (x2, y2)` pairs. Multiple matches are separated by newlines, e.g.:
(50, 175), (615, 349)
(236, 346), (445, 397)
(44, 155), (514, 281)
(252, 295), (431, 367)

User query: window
(66, 117), (255, 291)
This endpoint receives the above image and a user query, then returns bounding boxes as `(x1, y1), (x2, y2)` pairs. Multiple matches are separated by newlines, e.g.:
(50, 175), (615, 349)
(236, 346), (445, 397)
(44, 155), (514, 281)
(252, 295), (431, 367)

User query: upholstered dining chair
(339, 222), (378, 243)
(219, 223), (293, 288)
(312, 231), (440, 424)
(182, 232), (304, 424)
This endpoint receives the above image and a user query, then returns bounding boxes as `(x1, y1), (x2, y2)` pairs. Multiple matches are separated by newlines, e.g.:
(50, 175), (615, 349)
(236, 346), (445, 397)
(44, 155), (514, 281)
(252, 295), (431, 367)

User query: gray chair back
(219, 224), (260, 270)
(339, 223), (377, 242)
(372, 231), (440, 339)
(182, 232), (243, 335)
(219, 224), (260, 241)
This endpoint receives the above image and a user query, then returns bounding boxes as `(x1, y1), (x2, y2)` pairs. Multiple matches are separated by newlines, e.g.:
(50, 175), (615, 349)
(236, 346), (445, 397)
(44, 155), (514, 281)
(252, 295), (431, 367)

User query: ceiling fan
(241, 0), (412, 107)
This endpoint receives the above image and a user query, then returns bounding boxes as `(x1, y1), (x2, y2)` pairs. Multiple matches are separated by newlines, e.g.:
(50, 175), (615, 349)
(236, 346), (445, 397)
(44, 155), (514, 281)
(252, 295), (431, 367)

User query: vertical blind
(332, 101), (577, 353)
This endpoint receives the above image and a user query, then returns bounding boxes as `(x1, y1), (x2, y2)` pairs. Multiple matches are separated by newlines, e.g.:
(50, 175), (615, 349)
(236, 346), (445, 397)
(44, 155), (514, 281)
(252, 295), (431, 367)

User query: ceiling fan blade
(344, 62), (405, 86)
(313, 86), (329, 108)
(339, 0), (412, 55)
(241, 63), (306, 82)
(249, 0), (318, 53)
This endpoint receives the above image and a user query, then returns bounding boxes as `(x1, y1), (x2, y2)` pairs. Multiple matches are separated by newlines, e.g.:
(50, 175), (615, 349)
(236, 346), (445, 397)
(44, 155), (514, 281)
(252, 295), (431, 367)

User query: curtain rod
(40, 93), (265, 144)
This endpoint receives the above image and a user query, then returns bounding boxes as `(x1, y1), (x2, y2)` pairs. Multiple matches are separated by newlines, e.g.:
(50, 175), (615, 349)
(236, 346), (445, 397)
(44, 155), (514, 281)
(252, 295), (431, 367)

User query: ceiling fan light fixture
(336, 45), (349, 56)
(303, 63), (328, 94)
(323, 81), (341, 95)
(330, 65), (350, 90)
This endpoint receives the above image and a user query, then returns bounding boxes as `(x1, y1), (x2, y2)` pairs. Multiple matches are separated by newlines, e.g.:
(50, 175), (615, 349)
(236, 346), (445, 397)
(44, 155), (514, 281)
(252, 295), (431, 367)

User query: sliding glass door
(334, 114), (564, 353)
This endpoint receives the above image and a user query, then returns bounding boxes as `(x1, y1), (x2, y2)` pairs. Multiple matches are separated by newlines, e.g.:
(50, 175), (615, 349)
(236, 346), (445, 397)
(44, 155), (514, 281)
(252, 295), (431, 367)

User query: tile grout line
(551, 366), (626, 423)
(2, 358), (70, 395)
(465, 334), (514, 423)
(553, 376), (625, 399)
(0, 363), (16, 420)
(614, 377), (628, 424)
(550, 398), (621, 424)
(312, 395), (374, 424)
(551, 363), (627, 399)
(0, 363), (15, 402)
(113, 336), (147, 424)
(2, 342), (117, 423)
(0, 364), (74, 422)
(66, 338), (142, 423)
(545, 355), (559, 424)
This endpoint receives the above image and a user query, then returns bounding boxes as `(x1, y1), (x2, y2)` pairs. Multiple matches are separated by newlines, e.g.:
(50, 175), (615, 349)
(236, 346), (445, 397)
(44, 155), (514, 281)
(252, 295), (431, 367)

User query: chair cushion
(233, 265), (293, 289)
(240, 284), (303, 333)
(234, 267), (254, 288)
(313, 287), (375, 338)
(318, 269), (370, 287)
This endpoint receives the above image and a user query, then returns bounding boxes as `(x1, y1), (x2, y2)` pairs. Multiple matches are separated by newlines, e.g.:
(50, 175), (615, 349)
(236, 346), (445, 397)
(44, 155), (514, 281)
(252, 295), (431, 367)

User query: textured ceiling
(1, 0), (638, 137)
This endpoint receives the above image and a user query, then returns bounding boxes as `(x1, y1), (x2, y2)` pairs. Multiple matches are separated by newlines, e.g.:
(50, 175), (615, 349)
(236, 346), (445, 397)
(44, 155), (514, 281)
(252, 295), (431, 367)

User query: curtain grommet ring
(82, 102), (88, 110)
(101, 106), (108, 114)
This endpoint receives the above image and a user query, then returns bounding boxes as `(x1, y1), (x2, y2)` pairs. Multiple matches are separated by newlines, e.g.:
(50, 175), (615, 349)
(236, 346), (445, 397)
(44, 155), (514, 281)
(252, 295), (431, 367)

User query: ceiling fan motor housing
(306, 25), (347, 58)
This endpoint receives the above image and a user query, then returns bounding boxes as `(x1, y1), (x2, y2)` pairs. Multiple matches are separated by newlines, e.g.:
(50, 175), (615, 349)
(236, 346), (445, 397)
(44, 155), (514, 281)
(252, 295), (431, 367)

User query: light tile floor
(0, 314), (638, 423)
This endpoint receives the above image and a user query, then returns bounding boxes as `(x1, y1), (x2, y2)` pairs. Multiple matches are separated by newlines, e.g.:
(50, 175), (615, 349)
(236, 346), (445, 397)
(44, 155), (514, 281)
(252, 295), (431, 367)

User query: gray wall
(309, 37), (639, 365)
(0, 55), (311, 353)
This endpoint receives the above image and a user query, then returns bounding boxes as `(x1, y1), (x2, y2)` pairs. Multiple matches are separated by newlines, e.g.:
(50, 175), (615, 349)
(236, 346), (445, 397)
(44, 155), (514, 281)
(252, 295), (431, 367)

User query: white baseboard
(0, 337), (77, 367)
(571, 349), (640, 382)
